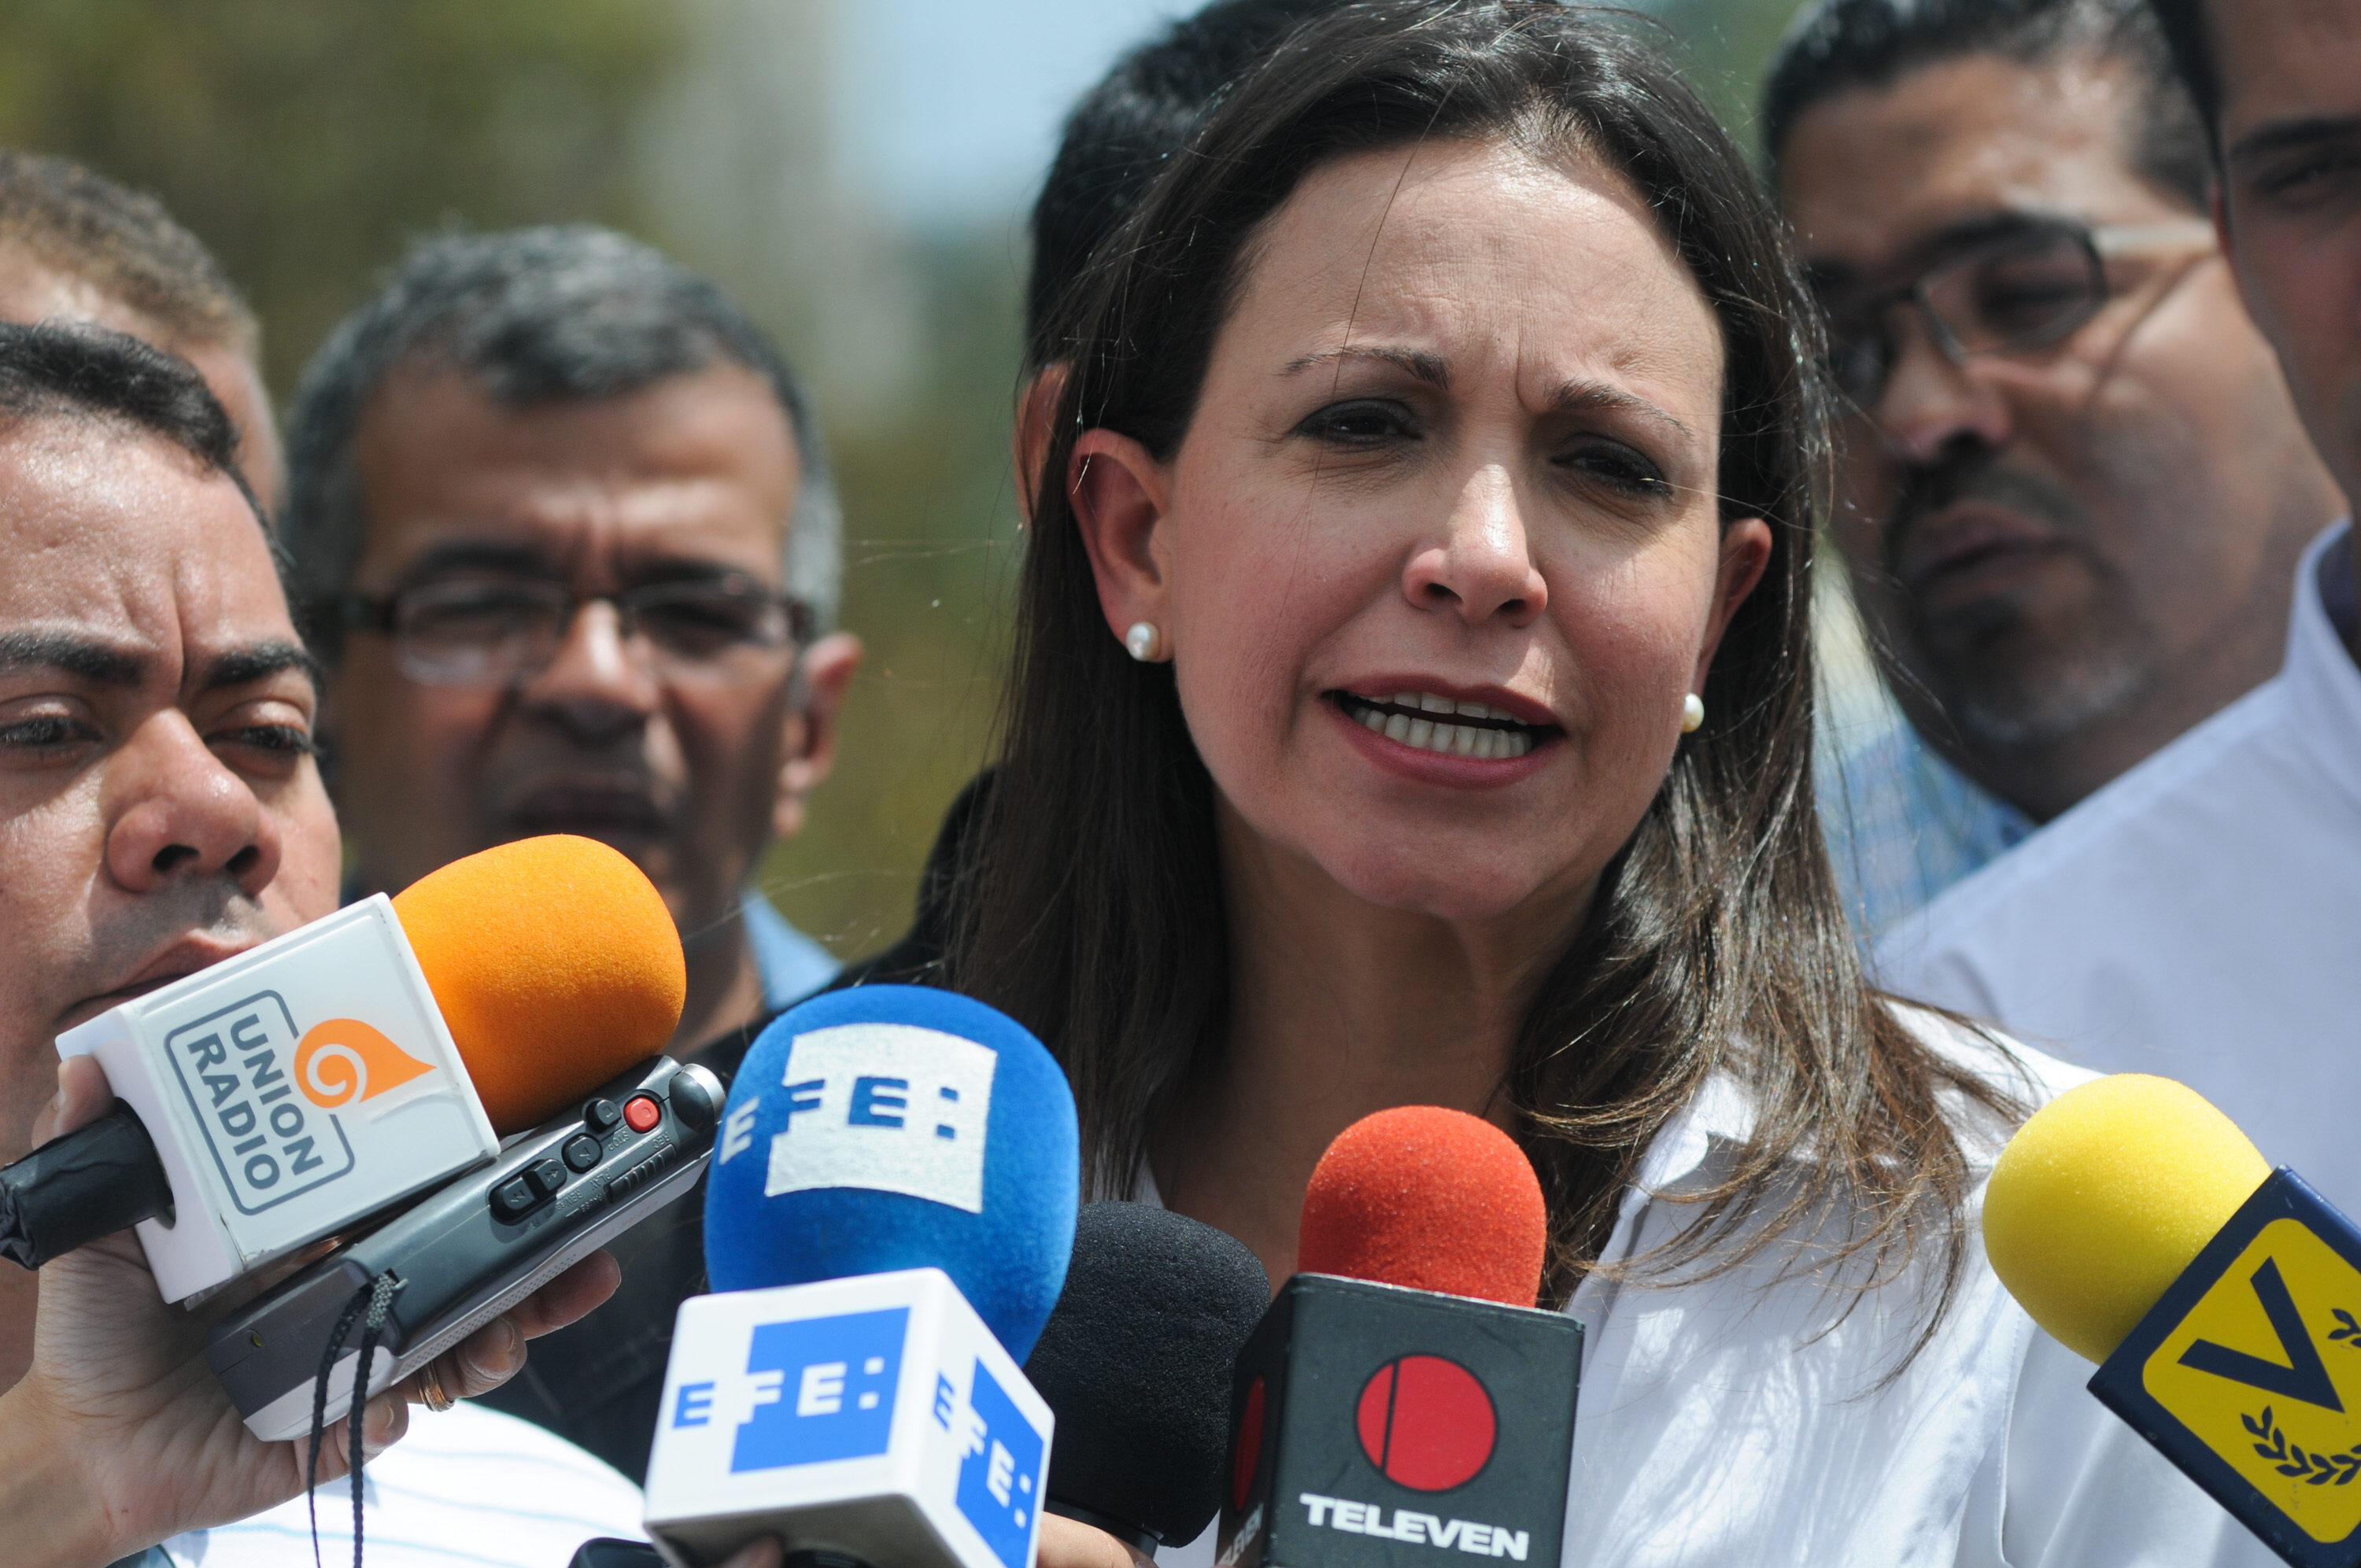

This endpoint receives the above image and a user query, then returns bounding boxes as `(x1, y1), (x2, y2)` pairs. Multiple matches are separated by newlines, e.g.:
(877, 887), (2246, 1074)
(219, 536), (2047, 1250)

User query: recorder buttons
(491, 1175), (538, 1222)
(583, 1098), (622, 1132)
(563, 1134), (603, 1172)
(527, 1158), (569, 1198)
(622, 1094), (662, 1134)
(666, 1068), (720, 1133)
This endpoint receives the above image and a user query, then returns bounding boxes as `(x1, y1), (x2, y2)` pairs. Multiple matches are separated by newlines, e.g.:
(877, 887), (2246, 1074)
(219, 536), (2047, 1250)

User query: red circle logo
(1354, 1355), (1496, 1491)
(1232, 1375), (1267, 1511)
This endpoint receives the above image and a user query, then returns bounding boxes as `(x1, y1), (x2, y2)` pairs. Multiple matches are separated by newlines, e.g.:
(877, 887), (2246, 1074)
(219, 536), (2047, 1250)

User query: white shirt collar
(2284, 518), (2361, 819)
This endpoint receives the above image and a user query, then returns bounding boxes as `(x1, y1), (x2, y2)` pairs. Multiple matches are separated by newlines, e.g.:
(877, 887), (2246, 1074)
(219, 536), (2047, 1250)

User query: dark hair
(2145, 0), (2215, 141)
(957, 1), (2016, 1322)
(1026, 0), (1348, 360)
(0, 150), (257, 355)
(280, 224), (841, 639)
(0, 319), (260, 519)
(1764, 0), (2211, 210)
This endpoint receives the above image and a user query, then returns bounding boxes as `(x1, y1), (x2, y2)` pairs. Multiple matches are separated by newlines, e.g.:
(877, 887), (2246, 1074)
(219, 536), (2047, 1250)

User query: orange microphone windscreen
(391, 835), (687, 1134)
(1298, 1106), (1546, 1308)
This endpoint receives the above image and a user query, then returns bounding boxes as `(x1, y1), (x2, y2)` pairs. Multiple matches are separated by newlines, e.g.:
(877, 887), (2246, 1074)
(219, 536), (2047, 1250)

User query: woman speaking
(937, 4), (2242, 1562)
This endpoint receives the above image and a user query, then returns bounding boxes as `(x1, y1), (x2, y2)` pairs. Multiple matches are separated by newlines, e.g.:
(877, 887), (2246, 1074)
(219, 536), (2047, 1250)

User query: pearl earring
(1682, 692), (1705, 733)
(1125, 621), (1162, 662)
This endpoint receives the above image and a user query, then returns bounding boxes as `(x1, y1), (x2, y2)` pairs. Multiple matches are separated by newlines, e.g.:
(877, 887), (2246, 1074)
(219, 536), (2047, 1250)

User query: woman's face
(1072, 138), (1770, 924)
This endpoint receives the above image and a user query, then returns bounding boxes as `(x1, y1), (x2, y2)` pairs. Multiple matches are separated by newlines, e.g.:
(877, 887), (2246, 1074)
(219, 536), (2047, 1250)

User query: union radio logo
(164, 991), (437, 1213)
(294, 1016), (434, 1108)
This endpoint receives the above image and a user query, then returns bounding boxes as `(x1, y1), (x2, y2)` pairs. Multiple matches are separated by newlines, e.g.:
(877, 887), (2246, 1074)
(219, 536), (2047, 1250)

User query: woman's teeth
(1347, 691), (1539, 759)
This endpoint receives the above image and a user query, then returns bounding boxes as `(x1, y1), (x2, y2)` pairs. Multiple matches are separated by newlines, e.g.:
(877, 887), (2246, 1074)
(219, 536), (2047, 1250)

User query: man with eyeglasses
(1765, 0), (2342, 941)
(1815, 0), (2361, 1223)
(277, 225), (861, 1478)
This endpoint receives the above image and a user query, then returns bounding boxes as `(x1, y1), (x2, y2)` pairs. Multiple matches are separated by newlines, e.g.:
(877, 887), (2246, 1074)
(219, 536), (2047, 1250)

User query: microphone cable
(304, 1270), (404, 1568)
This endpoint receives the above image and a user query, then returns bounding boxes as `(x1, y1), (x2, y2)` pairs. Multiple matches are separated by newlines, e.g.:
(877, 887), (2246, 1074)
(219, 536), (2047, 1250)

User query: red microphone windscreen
(1297, 1105), (1546, 1308)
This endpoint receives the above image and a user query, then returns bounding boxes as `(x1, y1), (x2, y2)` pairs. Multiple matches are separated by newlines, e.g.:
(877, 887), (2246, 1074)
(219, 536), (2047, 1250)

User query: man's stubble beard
(1883, 451), (2164, 757)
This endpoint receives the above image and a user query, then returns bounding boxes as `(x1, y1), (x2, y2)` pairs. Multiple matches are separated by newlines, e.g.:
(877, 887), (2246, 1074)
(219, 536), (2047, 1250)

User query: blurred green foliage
(1653, 0), (1800, 156)
(759, 238), (1028, 957)
(0, 0), (679, 394)
(0, 0), (1809, 965)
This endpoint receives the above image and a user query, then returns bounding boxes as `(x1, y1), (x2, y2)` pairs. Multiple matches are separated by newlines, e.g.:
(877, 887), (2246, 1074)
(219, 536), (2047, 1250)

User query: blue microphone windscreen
(704, 984), (1081, 1360)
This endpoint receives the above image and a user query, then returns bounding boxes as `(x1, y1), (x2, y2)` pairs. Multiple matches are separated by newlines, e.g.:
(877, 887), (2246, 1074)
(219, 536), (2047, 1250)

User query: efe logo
(1355, 1355), (1496, 1492)
(955, 1361), (1045, 1568)
(747, 1023), (997, 1214)
(685, 1306), (908, 1473)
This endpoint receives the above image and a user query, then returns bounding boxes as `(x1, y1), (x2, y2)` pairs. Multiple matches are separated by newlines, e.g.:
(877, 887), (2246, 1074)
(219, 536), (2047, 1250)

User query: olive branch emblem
(2330, 1308), (2361, 1345)
(2246, 1406), (2361, 1485)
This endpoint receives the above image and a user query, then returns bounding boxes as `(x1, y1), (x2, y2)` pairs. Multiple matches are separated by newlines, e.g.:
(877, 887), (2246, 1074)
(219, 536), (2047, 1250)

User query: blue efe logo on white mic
(674, 1306), (907, 1471)
(956, 1361), (1045, 1568)
(718, 1023), (996, 1214)
(670, 1302), (1047, 1568)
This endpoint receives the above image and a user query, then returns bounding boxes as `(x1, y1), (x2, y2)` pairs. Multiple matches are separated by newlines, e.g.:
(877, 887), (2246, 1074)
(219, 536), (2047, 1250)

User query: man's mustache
(1886, 445), (2089, 577)
(85, 882), (277, 987)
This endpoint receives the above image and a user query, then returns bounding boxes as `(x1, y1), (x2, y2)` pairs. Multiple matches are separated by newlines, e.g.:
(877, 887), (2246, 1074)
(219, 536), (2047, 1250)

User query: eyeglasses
(334, 576), (813, 689)
(1818, 218), (2216, 409)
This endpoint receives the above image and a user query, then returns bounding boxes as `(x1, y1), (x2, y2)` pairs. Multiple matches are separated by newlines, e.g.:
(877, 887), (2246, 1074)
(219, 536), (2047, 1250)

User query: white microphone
(52, 896), (497, 1302)
(1, 835), (687, 1303)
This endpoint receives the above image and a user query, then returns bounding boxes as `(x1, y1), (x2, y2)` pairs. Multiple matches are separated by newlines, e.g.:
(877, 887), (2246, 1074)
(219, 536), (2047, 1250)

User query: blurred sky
(844, 0), (1187, 230)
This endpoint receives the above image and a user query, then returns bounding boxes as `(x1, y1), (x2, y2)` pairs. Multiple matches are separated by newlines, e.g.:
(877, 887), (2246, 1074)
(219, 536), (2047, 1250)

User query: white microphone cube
(55, 895), (498, 1301)
(645, 1267), (1055, 1568)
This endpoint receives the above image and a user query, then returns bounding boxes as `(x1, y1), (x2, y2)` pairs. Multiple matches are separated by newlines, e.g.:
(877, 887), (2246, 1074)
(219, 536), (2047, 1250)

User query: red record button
(622, 1094), (662, 1134)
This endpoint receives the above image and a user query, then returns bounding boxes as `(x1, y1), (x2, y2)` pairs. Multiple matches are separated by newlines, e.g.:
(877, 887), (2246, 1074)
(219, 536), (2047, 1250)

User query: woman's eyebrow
(1546, 379), (1695, 445)
(1280, 345), (1450, 387)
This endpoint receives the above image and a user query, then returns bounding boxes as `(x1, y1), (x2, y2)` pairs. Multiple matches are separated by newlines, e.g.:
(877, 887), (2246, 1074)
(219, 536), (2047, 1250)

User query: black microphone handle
(0, 1103), (174, 1269)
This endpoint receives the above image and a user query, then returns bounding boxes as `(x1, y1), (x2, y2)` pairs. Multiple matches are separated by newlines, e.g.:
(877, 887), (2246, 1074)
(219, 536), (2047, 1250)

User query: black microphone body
(1221, 1275), (1582, 1568)
(0, 1104), (173, 1268)
(1024, 1203), (1270, 1552)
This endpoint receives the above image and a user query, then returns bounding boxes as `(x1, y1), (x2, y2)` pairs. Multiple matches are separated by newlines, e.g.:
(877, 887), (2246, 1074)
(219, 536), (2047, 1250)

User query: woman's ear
(1692, 516), (1774, 691)
(1068, 428), (1176, 658)
(1011, 363), (1070, 522)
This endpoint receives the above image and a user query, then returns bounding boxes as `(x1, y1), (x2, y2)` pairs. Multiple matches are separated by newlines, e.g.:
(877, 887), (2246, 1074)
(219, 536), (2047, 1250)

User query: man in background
(0, 149), (281, 511)
(280, 225), (857, 1048)
(1875, 0), (2361, 1204)
(1764, 0), (2342, 940)
(276, 225), (859, 1476)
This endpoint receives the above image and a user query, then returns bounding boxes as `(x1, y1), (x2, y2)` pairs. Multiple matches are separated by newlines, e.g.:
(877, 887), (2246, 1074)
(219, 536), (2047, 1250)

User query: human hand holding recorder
(0, 831), (721, 1565)
(0, 1050), (621, 1568)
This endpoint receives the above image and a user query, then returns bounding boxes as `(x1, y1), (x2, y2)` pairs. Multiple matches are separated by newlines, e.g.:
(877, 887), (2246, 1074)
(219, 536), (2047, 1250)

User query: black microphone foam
(1023, 1201), (1269, 1551)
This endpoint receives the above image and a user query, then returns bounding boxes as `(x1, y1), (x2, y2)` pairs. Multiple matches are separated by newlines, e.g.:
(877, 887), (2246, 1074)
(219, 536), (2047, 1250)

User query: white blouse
(1156, 1012), (2279, 1568)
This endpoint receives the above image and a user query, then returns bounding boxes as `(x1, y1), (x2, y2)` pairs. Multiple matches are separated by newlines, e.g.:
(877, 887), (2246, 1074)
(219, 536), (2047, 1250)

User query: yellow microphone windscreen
(391, 835), (687, 1134)
(1983, 1073), (2270, 1364)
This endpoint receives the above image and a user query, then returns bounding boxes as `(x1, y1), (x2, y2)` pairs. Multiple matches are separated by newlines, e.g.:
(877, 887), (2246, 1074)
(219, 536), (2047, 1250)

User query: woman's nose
(1402, 466), (1549, 627)
(105, 711), (280, 897)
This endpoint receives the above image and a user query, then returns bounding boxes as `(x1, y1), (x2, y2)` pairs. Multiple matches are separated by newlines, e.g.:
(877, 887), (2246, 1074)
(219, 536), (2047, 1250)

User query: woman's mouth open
(1329, 688), (1561, 760)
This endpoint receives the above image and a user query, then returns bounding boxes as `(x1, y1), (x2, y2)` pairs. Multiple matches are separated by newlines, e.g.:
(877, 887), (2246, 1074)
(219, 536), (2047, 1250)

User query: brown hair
(0, 150), (257, 356)
(954, 1), (2015, 1330)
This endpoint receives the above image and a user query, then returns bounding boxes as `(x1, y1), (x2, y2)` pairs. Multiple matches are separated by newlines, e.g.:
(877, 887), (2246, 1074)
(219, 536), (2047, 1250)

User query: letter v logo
(2179, 1258), (2345, 1411)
